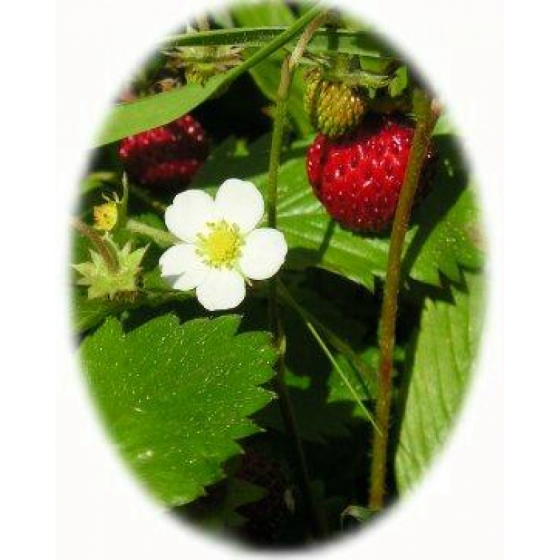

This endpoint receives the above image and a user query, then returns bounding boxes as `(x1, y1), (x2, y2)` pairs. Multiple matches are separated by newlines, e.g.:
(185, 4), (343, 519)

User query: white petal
(159, 243), (195, 276)
(196, 269), (246, 311)
(239, 228), (288, 280)
(159, 244), (209, 291)
(215, 179), (264, 233)
(164, 190), (219, 242)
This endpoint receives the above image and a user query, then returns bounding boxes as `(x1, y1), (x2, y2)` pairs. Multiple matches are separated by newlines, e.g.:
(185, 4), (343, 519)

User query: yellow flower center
(197, 220), (243, 268)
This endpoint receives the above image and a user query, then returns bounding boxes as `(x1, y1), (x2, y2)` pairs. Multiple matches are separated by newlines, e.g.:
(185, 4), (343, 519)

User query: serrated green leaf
(80, 314), (277, 505)
(395, 271), (485, 492)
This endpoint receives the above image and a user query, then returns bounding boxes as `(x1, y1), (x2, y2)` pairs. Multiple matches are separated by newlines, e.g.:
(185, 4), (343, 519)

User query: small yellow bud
(93, 201), (118, 232)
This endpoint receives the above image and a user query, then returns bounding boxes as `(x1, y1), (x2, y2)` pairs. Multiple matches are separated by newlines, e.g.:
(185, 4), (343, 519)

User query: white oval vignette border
(56, 1), (504, 559)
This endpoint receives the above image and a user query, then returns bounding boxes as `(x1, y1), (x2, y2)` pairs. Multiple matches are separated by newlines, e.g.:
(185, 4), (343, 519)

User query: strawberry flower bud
(93, 200), (119, 232)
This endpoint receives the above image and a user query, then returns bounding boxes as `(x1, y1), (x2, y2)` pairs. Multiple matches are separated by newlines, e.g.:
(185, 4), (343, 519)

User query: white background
(2, 0), (535, 557)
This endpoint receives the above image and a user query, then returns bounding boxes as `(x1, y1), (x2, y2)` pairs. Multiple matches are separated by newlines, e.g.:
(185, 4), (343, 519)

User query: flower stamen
(196, 220), (243, 268)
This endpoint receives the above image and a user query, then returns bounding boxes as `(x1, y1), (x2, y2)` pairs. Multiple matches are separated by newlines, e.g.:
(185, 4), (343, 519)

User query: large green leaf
(395, 271), (485, 492)
(191, 134), (483, 290)
(96, 5), (323, 146)
(80, 314), (277, 505)
(230, 2), (312, 136)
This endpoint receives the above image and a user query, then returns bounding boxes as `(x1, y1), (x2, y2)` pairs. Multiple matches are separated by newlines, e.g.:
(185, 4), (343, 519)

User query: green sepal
(73, 236), (147, 299)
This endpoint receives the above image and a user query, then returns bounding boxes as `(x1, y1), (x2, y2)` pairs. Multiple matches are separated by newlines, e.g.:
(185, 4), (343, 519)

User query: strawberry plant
(71, 1), (485, 547)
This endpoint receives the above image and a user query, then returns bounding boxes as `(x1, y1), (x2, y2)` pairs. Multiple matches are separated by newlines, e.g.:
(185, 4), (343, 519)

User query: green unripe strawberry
(304, 68), (367, 138)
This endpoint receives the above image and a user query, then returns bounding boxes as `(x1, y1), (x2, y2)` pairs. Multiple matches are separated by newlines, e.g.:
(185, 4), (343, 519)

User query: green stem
(125, 219), (176, 247)
(288, 11), (329, 73)
(368, 91), (441, 511)
(72, 217), (119, 273)
(267, 8), (329, 221)
(115, 173), (130, 228)
(266, 11), (329, 539)
(266, 57), (291, 229)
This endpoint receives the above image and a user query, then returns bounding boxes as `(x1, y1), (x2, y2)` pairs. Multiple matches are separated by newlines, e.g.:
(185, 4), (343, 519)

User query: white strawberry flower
(159, 179), (288, 311)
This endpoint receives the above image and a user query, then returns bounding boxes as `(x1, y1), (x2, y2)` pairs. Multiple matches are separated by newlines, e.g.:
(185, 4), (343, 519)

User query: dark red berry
(118, 114), (208, 188)
(306, 116), (433, 232)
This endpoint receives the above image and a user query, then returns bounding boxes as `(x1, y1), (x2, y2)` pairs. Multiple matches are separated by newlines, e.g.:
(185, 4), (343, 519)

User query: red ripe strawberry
(118, 114), (208, 189)
(306, 116), (433, 232)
